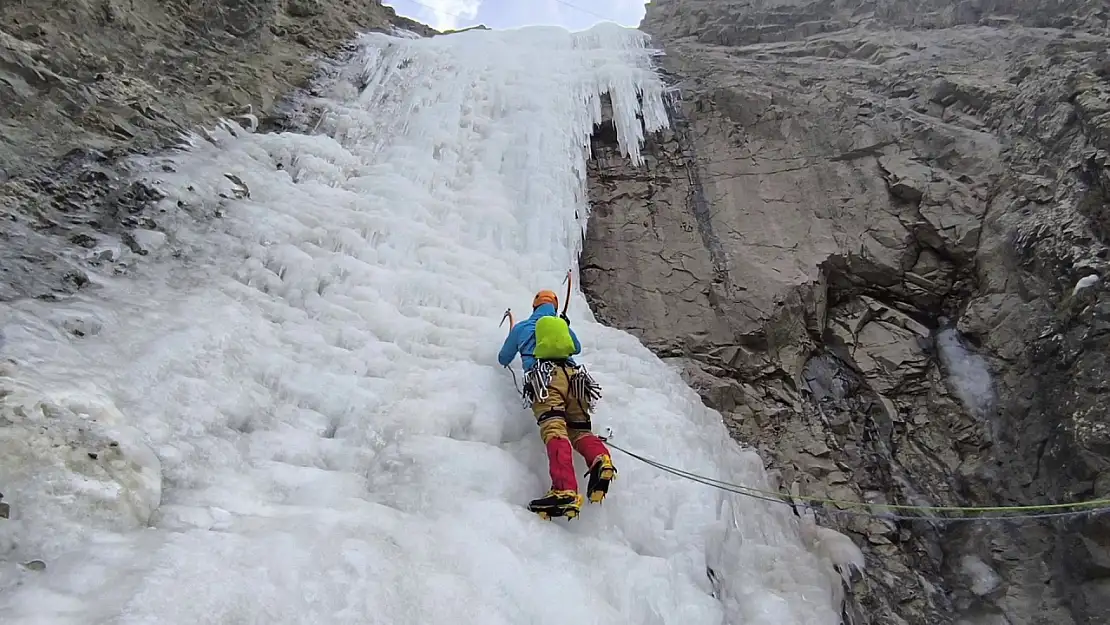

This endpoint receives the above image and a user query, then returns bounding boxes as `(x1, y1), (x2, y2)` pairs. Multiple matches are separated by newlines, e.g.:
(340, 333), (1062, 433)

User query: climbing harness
(521, 360), (602, 409)
(596, 431), (1110, 524)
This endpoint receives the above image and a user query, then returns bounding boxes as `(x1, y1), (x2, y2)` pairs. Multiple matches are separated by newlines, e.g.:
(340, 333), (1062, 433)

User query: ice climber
(498, 289), (617, 520)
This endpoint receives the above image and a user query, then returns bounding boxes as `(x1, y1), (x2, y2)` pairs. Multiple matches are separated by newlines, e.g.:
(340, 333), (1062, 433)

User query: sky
(384, 0), (648, 32)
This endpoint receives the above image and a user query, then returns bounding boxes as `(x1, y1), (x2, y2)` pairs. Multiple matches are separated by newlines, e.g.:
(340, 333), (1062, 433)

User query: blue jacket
(497, 303), (581, 373)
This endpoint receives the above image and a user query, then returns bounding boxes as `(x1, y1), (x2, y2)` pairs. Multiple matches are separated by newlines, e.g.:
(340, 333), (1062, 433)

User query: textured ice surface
(0, 24), (847, 624)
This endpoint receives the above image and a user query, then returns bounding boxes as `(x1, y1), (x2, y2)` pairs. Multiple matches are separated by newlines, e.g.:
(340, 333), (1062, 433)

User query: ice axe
(498, 307), (524, 395)
(561, 269), (572, 317)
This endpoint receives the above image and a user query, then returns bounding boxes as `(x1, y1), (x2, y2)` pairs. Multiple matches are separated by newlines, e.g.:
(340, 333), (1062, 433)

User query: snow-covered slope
(0, 24), (849, 624)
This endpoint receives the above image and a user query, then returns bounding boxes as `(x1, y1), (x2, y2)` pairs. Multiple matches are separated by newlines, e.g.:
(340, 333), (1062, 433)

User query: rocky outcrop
(582, 2), (1110, 624)
(0, 0), (434, 302)
(0, 376), (163, 555)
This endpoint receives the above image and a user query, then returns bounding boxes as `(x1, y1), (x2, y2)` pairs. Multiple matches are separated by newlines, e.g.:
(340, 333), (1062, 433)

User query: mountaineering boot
(528, 489), (584, 520)
(585, 455), (616, 504)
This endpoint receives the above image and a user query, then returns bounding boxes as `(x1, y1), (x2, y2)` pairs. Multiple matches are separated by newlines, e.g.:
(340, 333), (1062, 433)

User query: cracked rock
(584, 2), (1110, 624)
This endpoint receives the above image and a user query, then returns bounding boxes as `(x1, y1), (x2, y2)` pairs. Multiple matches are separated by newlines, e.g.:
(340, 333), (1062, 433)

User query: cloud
(385, 0), (646, 32)
(392, 0), (482, 31)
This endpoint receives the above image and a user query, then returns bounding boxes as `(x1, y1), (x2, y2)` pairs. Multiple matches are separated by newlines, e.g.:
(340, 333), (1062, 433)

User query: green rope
(599, 435), (1110, 521)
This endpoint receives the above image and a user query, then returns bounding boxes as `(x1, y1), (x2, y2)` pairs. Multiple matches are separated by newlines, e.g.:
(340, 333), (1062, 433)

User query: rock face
(582, 2), (1110, 624)
(0, 0), (434, 302)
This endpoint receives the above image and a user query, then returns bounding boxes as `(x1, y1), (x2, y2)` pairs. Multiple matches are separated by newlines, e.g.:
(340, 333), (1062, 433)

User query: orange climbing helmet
(532, 289), (558, 310)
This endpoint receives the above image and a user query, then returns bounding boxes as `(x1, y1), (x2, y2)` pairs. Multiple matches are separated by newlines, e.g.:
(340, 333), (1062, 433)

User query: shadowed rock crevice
(582, 2), (1110, 624)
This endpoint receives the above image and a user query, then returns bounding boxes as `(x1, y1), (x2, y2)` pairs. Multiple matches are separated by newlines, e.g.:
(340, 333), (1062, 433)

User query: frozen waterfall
(0, 23), (850, 624)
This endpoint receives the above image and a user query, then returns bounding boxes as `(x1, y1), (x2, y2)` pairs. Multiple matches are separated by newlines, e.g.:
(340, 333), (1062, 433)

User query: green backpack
(534, 315), (576, 360)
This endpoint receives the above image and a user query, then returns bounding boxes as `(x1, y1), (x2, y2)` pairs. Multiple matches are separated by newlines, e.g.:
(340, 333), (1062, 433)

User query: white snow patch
(1073, 273), (1099, 295)
(389, 26), (427, 40)
(0, 24), (847, 625)
(936, 325), (995, 419)
(130, 229), (168, 253)
(959, 554), (1001, 596)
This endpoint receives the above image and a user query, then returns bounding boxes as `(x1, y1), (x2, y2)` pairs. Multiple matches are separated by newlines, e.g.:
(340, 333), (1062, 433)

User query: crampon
(585, 455), (616, 504)
(528, 489), (583, 521)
